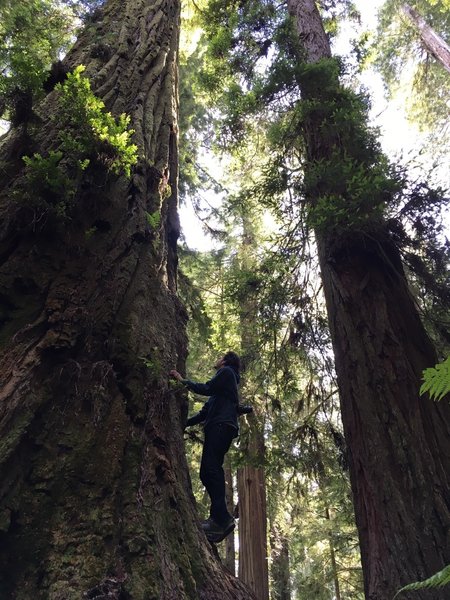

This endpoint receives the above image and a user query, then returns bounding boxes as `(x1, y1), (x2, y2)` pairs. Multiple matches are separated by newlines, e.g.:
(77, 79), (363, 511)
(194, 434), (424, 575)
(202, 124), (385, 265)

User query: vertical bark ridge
(0, 1), (256, 598)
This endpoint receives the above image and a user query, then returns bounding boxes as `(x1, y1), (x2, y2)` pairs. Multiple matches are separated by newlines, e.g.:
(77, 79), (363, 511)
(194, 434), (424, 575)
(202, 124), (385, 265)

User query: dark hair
(223, 351), (241, 372)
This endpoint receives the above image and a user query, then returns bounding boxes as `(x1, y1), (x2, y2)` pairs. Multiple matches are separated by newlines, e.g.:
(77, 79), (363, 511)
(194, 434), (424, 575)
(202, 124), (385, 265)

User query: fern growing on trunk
(395, 564), (450, 597)
(420, 356), (450, 401)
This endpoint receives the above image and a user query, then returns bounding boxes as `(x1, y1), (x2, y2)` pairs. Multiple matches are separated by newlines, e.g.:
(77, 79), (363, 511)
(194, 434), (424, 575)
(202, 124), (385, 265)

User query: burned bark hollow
(0, 1), (254, 599)
(287, 1), (450, 599)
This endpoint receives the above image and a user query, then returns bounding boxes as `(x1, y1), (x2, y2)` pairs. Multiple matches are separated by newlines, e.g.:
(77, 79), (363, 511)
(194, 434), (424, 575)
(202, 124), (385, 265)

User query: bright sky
(180, 0), (448, 251)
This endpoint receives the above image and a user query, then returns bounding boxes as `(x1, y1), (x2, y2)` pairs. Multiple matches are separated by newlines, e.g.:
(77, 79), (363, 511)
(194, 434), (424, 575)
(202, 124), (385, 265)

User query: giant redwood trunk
(0, 1), (254, 598)
(287, 1), (450, 599)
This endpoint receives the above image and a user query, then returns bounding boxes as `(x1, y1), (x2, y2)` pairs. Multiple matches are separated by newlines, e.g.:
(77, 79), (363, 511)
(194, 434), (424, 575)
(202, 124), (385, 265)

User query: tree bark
(236, 212), (269, 600)
(402, 3), (450, 74)
(224, 462), (236, 575)
(269, 524), (291, 600)
(287, 1), (450, 599)
(237, 450), (269, 600)
(0, 1), (255, 598)
(325, 507), (341, 600)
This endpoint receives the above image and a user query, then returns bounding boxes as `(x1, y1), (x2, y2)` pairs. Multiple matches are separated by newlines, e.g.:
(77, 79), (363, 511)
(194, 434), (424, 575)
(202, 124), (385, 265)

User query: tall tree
(401, 3), (450, 73)
(287, 0), (450, 598)
(189, 0), (449, 597)
(236, 210), (269, 600)
(374, 0), (450, 138)
(0, 1), (255, 598)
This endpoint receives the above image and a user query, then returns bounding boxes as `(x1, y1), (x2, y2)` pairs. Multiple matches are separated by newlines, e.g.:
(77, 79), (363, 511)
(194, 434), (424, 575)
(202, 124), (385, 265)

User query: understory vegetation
(0, 0), (448, 598)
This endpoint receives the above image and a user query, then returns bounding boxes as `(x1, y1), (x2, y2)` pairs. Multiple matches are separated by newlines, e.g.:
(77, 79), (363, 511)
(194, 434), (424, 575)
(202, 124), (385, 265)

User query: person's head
(216, 351), (241, 373)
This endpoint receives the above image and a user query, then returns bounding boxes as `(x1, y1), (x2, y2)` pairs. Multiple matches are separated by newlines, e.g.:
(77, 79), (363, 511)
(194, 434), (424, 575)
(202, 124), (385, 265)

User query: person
(170, 351), (242, 543)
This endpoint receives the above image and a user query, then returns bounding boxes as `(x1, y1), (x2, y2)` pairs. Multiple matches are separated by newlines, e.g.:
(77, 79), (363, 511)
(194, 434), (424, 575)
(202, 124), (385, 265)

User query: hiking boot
(201, 518), (223, 534)
(202, 517), (235, 543)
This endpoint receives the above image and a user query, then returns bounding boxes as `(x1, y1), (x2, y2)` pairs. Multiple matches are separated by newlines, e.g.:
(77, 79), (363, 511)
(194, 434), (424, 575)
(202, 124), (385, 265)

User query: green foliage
(20, 65), (137, 221)
(306, 154), (398, 232)
(420, 356), (450, 401)
(0, 0), (102, 121)
(373, 0), (450, 136)
(394, 564), (450, 597)
(395, 181), (450, 354)
(178, 44), (218, 201)
(139, 354), (162, 380)
(22, 150), (74, 216)
(195, 0), (405, 234)
(0, 0), (75, 119)
(145, 210), (161, 230)
(56, 65), (138, 177)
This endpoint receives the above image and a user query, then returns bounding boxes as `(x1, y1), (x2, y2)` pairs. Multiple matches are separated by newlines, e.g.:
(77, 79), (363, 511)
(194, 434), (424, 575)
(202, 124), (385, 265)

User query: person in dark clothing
(170, 351), (242, 542)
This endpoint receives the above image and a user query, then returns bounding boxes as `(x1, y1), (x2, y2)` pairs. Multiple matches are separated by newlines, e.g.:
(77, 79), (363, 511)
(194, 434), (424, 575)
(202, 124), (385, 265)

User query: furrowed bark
(237, 454), (269, 600)
(237, 213), (269, 600)
(287, 1), (450, 598)
(0, 1), (255, 598)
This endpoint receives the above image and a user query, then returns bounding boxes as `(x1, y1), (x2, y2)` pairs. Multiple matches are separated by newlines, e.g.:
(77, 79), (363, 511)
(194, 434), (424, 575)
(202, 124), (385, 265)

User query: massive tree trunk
(402, 3), (450, 74)
(287, 1), (450, 599)
(0, 1), (254, 598)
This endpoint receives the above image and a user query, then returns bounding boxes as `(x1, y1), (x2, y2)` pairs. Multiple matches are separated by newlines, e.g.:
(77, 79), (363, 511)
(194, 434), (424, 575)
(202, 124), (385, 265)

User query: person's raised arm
(189, 367), (233, 395)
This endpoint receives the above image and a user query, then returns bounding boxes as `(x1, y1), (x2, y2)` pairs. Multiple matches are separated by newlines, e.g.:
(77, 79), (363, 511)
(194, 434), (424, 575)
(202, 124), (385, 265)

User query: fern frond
(420, 356), (450, 401)
(394, 564), (450, 597)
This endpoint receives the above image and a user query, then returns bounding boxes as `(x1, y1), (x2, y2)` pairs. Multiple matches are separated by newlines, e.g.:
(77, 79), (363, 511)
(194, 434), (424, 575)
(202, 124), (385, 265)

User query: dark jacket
(184, 366), (240, 435)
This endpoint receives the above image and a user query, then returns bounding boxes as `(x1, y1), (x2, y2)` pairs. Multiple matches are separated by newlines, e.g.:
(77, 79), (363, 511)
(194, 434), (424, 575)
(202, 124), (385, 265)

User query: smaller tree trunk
(269, 524), (291, 600)
(237, 212), (269, 600)
(402, 3), (450, 73)
(326, 507), (341, 600)
(237, 467), (269, 599)
(224, 462), (236, 575)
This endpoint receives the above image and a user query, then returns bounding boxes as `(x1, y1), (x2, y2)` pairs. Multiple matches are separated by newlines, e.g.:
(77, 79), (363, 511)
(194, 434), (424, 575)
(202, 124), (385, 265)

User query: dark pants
(200, 423), (235, 526)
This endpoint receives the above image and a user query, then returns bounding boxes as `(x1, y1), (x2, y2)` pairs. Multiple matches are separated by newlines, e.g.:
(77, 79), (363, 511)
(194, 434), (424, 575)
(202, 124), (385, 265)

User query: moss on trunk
(0, 1), (255, 598)
(287, 1), (450, 597)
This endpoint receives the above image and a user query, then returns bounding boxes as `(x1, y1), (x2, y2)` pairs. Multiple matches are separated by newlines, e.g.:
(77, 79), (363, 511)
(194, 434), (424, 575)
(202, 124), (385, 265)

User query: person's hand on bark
(170, 369), (184, 382)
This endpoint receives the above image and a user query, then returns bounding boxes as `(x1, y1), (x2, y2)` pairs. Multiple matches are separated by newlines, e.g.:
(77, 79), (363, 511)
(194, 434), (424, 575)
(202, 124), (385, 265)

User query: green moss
(293, 59), (402, 233)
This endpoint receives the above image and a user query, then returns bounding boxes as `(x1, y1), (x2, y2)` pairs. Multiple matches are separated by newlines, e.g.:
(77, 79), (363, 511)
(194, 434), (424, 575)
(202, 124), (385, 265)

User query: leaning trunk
(287, 1), (450, 598)
(0, 1), (254, 598)
(402, 3), (450, 74)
